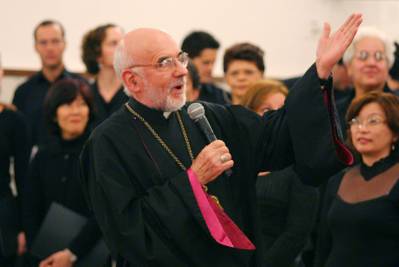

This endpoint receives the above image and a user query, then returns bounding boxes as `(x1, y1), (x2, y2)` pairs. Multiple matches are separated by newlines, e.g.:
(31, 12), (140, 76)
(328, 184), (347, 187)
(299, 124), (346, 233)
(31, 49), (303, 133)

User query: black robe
(80, 65), (350, 267)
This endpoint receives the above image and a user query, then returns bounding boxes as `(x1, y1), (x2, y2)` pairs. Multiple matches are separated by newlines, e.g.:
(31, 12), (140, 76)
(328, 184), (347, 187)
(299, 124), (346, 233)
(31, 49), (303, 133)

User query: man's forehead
(36, 25), (63, 39)
(124, 28), (179, 59)
(125, 28), (174, 44)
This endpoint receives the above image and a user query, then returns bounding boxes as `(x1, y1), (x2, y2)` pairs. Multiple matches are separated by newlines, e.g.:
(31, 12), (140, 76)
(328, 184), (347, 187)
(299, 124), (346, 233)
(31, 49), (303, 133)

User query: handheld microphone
(187, 103), (232, 177)
(187, 103), (217, 143)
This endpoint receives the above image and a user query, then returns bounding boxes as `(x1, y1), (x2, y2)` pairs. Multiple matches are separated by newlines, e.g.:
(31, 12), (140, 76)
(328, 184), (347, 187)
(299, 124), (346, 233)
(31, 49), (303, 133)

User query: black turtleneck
(360, 148), (399, 181)
(315, 149), (399, 267)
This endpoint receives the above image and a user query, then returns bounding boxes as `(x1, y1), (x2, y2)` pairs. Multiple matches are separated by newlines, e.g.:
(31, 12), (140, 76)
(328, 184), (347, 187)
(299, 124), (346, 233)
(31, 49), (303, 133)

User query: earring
(392, 144), (396, 151)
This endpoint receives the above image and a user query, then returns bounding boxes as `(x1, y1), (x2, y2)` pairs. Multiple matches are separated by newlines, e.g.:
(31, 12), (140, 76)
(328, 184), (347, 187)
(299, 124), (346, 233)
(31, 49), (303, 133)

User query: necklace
(125, 103), (223, 208)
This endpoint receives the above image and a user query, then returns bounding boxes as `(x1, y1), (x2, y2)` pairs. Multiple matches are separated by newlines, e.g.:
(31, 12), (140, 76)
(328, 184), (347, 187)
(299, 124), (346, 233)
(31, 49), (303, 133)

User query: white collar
(163, 111), (172, 119)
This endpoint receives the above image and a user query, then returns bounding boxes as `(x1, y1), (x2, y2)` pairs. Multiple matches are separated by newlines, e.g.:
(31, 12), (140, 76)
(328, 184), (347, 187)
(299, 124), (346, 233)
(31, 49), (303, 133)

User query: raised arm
(316, 13), (362, 79)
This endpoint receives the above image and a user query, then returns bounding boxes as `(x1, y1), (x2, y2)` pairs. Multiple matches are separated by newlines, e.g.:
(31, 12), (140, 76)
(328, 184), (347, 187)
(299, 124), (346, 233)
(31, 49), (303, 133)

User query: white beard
(163, 91), (186, 112)
(143, 78), (187, 112)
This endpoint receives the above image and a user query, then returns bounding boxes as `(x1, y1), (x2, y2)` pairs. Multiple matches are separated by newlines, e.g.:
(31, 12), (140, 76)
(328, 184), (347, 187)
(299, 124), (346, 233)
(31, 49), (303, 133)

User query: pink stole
(187, 168), (255, 250)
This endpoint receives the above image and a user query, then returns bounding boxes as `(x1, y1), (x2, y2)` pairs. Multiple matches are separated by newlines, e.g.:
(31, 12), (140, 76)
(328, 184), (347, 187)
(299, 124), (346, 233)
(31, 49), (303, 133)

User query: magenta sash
(187, 168), (255, 250)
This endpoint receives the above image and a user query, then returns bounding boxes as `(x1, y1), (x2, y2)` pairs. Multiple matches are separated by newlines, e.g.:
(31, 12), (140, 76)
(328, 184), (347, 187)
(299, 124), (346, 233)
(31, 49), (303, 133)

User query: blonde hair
(241, 79), (288, 112)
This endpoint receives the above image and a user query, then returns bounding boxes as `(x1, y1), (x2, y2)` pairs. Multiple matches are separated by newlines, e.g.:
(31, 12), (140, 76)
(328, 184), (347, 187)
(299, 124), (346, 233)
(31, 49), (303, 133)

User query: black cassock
(80, 65), (351, 267)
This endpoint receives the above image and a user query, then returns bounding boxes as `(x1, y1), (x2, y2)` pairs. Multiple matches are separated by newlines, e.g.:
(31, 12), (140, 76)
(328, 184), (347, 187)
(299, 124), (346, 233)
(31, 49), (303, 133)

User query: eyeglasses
(348, 114), (386, 129)
(129, 52), (189, 71)
(355, 50), (386, 62)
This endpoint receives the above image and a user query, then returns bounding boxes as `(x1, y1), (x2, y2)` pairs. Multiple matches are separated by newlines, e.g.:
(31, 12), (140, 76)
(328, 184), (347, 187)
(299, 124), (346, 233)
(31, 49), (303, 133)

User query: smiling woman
(315, 91), (399, 267)
(43, 79), (94, 138)
(22, 79), (106, 267)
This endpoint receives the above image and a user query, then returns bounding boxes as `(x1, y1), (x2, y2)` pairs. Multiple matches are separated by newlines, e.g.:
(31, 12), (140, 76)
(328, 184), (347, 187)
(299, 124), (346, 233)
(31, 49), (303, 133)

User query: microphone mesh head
(187, 103), (205, 120)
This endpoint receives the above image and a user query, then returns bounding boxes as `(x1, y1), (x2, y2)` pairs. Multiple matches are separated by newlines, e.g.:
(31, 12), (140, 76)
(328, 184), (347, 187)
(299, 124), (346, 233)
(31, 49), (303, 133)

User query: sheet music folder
(31, 202), (109, 267)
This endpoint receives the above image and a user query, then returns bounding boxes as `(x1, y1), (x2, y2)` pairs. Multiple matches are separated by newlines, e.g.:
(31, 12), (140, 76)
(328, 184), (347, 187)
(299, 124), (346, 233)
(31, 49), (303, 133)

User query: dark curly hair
(44, 79), (94, 136)
(81, 23), (117, 75)
(223, 42), (265, 73)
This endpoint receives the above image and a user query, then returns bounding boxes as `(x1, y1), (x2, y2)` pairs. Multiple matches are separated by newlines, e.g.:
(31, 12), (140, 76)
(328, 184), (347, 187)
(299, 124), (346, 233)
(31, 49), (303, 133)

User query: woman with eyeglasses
(82, 24), (128, 125)
(23, 79), (104, 267)
(241, 80), (319, 267)
(336, 27), (398, 139)
(315, 91), (399, 267)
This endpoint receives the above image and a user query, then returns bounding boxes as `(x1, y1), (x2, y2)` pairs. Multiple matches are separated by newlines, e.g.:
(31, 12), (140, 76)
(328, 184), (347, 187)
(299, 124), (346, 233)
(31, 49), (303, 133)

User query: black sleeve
(11, 111), (30, 214)
(259, 107), (293, 171)
(313, 173), (342, 267)
(204, 101), (294, 173)
(22, 152), (45, 248)
(219, 64), (352, 184)
(12, 85), (24, 110)
(68, 216), (102, 259)
(264, 168), (319, 267)
(285, 64), (353, 185)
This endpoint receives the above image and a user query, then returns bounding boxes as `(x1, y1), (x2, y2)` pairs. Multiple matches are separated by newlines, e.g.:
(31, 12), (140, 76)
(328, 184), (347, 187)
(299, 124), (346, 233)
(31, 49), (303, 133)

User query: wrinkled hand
(39, 250), (74, 267)
(316, 13), (363, 79)
(17, 232), (26, 255)
(190, 140), (234, 185)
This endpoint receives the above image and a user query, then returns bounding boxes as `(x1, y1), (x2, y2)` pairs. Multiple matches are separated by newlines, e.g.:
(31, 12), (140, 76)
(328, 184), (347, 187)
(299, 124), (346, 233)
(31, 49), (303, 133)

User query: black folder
(31, 202), (109, 267)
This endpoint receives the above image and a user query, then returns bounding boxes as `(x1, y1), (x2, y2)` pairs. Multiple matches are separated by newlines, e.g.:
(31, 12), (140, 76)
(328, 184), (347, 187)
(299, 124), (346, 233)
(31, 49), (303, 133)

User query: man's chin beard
(162, 93), (186, 112)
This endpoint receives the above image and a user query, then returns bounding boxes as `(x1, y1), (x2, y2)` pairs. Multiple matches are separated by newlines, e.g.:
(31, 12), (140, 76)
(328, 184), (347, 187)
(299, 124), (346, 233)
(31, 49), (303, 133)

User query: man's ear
(122, 69), (140, 94)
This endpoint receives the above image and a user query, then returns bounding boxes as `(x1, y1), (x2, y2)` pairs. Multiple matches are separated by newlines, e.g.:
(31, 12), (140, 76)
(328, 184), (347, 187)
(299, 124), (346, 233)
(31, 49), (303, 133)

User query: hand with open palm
(316, 13), (363, 79)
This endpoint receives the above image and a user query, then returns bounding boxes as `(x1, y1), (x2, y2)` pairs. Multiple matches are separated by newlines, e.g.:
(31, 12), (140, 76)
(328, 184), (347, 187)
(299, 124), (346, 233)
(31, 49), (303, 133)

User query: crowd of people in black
(1, 15), (399, 267)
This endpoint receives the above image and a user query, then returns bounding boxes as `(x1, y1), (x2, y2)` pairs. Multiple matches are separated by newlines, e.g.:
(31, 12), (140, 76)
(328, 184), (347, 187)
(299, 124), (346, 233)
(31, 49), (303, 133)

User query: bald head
(114, 27), (188, 111)
(126, 28), (176, 60)
(114, 28), (178, 81)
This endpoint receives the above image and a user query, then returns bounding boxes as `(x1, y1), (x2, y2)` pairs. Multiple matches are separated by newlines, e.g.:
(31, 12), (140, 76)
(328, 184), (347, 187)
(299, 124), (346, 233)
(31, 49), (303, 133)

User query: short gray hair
(343, 26), (395, 68)
(113, 39), (134, 95)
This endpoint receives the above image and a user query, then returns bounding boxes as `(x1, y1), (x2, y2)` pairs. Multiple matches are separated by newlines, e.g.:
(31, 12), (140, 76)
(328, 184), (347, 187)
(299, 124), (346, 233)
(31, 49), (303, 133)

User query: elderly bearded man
(80, 14), (361, 267)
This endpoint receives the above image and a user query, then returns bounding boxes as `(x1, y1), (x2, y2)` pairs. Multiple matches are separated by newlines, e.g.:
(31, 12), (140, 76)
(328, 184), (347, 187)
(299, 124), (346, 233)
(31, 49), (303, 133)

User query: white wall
(1, 0), (399, 102)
